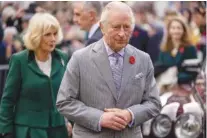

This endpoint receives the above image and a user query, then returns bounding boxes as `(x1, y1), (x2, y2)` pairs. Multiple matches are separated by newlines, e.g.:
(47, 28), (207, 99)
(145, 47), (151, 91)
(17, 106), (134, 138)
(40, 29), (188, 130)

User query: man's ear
(99, 22), (105, 35)
(89, 10), (96, 21)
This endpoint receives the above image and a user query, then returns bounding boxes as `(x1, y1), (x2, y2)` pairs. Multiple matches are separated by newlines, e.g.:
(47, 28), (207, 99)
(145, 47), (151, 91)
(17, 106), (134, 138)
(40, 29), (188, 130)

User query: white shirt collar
(88, 22), (100, 39)
(103, 39), (125, 57)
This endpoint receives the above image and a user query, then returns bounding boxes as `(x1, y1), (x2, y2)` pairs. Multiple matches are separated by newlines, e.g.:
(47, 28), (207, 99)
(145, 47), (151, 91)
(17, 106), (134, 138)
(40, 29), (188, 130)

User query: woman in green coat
(154, 16), (198, 91)
(0, 13), (70, 138)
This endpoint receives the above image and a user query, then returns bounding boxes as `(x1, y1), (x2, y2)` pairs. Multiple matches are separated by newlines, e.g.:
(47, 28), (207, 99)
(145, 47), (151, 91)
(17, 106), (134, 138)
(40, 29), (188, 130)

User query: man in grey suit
(57, 2), (161, 138)
(72, 1), (103, 46)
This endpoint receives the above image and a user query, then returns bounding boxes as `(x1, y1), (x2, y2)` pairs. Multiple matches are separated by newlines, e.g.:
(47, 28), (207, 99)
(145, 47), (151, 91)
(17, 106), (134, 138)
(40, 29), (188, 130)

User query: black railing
(0, 65), (9, 100)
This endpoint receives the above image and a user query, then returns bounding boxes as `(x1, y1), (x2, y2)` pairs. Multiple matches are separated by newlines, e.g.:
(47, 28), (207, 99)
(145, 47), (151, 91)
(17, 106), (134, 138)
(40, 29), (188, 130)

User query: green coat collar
(27, 49), (64, 77)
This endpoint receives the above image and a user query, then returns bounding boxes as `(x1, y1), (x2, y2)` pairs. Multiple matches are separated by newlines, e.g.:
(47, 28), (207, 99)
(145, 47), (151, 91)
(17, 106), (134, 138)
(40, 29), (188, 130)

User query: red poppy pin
(129, 56), (135, 64)
(133, 31), (139, 37)
(179, 47), (185, 53)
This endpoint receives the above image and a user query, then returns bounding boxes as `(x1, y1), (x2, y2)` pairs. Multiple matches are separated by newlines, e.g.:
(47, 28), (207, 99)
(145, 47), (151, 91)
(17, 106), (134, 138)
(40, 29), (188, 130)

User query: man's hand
(100, 111), (128, 131)
(104, 108), (132, 125)
(66, 122), (73, 137)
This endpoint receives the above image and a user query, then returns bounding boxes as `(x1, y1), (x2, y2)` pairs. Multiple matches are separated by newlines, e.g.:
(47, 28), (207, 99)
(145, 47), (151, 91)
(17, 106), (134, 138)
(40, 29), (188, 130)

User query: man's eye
(113, 26), (120, 29)
(75, 13), (80, 16)
(124, 25), (130, 29)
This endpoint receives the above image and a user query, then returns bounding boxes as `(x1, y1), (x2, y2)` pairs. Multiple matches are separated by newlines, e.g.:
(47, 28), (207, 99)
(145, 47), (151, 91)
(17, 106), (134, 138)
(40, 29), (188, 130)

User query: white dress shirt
(35, 54), (52, 77)
(88, 22), (100, 39)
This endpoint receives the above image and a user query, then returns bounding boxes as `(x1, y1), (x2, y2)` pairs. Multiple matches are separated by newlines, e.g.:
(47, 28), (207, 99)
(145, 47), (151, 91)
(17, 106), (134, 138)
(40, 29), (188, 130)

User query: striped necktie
(110, 53), (123, 92)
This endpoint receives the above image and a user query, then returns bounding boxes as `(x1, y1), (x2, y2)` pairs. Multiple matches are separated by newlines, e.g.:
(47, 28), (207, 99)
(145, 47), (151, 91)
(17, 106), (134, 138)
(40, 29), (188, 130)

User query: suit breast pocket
(130, 77), (146, 96)
(131, 76), (145, 86)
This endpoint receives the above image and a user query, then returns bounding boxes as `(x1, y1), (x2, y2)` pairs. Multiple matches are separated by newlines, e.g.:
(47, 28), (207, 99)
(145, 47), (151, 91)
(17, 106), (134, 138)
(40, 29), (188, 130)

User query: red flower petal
(133, 31), (139, 37)
(129, 56), (135, 64)
(179, 47), (184, 53)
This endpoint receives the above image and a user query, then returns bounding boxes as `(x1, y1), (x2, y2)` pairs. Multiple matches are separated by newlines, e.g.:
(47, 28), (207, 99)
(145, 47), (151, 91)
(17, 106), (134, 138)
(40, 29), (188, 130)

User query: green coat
(0, 49), (69, 138)
(154, 45), (198, 84)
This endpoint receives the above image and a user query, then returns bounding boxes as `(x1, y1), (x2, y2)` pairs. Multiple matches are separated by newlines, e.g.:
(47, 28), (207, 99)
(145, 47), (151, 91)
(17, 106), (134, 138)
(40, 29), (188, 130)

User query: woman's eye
(45, 33), (51, 36)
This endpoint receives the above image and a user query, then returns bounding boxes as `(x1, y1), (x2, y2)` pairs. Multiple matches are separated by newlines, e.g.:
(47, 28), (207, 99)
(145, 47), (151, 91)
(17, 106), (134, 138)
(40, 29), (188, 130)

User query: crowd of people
(0, 1), (205, 65)
(0, 1), (206, 138)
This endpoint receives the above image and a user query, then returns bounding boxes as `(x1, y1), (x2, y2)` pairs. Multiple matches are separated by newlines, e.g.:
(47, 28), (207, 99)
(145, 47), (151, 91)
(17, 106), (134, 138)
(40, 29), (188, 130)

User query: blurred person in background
(0, 27), (21, 64)
(72, 1), (103, 46)
(163, 9), (179, 26)
(128, 2), (149, 53)
(192, 5), (206, 63)
(1, 2), (45, 33)
(63, 25), (85, 59)
(0, 20), (3, 41)
(181, 8), (192, 24)
(0, 12), (71, 138)
(129, 1), (164, 63)
(24, 2), (45, 14)
(154, 16), (198, 92)
(54, 8), (83, 59)
(19, 13), (33, 37)
(1, 5), (16, 28)
(181, 8), (201, 46)
(169, 1), (182, 13)
(1, 5), (24, 62)
(54, 9), (71, 49)
(55, 9), (71, 35)
(1, 3), (25, 33)
(0, 20), (5, 64)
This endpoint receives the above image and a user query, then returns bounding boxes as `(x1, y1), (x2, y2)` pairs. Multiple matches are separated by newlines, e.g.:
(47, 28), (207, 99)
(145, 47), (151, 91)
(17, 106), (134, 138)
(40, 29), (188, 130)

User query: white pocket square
(135, 73), (144, 79)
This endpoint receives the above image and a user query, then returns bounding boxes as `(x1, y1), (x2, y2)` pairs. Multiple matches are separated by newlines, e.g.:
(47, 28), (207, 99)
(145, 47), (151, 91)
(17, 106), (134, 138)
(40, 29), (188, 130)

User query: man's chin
(117, 43), (127, 47)
(113, 44), (127, 52)
(79, 26), (87, 31)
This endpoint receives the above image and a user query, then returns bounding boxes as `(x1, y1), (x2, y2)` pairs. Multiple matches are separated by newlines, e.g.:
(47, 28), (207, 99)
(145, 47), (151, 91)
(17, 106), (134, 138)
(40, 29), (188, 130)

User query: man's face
(101, 11), (133, 52)
(73, 3), (92, 31)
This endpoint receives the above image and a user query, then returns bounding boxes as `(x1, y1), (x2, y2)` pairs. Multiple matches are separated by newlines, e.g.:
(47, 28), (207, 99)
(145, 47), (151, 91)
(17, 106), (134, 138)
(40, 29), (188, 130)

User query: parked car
(142, 59), (206, 138)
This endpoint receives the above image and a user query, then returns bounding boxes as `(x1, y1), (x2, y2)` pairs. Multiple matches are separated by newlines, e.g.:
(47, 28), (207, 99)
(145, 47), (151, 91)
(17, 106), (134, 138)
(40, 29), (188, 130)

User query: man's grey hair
(100, 2), (135, 28)
(83, 1), (103, 17)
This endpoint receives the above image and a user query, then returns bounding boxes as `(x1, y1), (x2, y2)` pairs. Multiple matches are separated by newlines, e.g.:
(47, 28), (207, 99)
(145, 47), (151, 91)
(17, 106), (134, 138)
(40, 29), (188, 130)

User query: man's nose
(73, 16), (78, 24)
(118, 27), (125, 37)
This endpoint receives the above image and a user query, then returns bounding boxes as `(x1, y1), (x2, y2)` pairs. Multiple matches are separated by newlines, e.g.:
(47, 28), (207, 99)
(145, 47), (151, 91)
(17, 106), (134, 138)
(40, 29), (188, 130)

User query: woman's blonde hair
(23, 12), (63, 50)
(161, 16), (192, 52)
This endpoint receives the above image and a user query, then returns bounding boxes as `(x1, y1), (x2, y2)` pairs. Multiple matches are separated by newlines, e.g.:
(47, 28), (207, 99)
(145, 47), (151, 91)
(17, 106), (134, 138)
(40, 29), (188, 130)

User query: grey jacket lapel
(119, 45), (135, 99)
(92, 39), (118, 100)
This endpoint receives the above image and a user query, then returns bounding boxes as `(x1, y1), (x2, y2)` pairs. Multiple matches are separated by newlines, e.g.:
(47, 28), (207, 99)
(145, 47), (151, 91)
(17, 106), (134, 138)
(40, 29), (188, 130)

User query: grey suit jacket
(56, 39), (161, 138)
(85, 27), (103, 46)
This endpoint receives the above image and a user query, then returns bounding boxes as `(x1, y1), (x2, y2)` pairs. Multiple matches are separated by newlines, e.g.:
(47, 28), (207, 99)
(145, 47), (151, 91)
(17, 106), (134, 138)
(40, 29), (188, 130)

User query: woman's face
(169, 20), (184, 41)
(192, 13), (204, 27)
(182, 10), (190, 23)
(39, 27), (58, 53)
